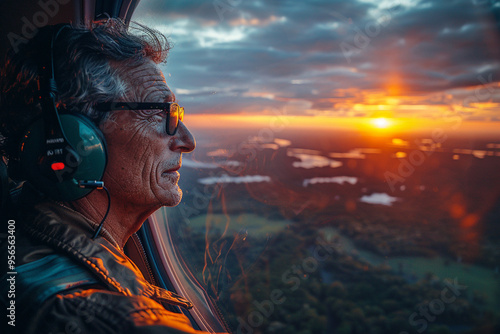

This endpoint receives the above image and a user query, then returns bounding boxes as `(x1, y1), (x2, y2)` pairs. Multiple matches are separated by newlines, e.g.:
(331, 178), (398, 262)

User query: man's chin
(157, 186), (182, 208)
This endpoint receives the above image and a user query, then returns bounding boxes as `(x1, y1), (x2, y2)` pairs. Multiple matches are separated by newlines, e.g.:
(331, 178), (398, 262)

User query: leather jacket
(0, 200), (219, 334)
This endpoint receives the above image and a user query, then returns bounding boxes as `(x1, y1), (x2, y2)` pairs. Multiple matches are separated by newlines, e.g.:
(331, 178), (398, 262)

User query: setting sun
(371, 117), (391, 129)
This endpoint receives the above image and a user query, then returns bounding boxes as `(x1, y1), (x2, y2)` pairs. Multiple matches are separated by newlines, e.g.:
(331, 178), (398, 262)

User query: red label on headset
(51, 162), (65, 171)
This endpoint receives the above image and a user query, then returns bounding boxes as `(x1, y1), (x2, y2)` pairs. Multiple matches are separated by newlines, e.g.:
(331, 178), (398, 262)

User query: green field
(188, 213), (290, 238)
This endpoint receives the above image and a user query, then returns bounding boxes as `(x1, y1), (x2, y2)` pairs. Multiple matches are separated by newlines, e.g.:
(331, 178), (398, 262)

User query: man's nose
(172, 121), (196, 153)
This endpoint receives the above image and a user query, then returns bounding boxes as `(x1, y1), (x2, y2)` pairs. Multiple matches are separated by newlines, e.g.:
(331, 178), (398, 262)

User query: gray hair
(0, 18), (170, 160)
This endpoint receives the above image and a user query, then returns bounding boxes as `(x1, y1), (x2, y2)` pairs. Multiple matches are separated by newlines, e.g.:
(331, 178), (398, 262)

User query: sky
(133, 0), (500, 124)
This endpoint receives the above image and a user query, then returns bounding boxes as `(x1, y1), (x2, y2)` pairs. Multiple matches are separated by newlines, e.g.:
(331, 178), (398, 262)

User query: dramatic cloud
(134, 0), (500, 121)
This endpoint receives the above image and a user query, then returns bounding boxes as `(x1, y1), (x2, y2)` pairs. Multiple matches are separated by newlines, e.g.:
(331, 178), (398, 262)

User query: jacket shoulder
(23, 288), (206, 334)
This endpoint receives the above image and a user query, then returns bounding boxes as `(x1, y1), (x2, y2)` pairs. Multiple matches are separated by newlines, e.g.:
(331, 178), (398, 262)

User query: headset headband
(37, 25), (81, 182)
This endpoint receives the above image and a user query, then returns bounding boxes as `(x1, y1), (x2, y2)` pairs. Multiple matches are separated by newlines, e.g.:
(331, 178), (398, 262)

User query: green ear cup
(19, 114), (107, 201)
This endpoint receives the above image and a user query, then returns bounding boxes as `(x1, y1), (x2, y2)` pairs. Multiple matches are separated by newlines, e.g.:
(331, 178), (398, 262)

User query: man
(0, 19), (224, 333)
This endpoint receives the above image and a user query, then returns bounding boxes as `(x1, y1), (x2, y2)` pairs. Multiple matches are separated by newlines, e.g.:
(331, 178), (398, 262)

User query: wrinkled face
(100, 60), (195, 210)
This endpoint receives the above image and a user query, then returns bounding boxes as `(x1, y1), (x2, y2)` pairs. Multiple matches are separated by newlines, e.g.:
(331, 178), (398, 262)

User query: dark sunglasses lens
(168, 104), (179, 135)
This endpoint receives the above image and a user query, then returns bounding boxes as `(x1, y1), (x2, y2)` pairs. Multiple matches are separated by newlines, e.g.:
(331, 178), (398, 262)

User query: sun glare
(371, 117), (391, 129)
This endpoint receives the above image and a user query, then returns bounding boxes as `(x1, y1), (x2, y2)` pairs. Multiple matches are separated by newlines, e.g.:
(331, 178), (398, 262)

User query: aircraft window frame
(142, 211), (232, 333)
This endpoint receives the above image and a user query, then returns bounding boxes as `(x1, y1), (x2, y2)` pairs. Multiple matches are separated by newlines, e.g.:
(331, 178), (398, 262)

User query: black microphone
(78, 180), (104, 189)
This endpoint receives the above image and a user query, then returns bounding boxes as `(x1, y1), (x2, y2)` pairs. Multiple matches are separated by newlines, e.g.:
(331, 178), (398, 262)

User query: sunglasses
(95, 102), (185, 135)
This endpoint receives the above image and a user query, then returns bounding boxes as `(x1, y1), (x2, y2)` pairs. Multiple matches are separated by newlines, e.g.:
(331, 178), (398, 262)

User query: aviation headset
(16, 24), (108, 202)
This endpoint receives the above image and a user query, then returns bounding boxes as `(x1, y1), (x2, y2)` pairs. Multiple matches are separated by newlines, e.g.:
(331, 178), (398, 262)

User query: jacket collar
(22, 201), (193, 309)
